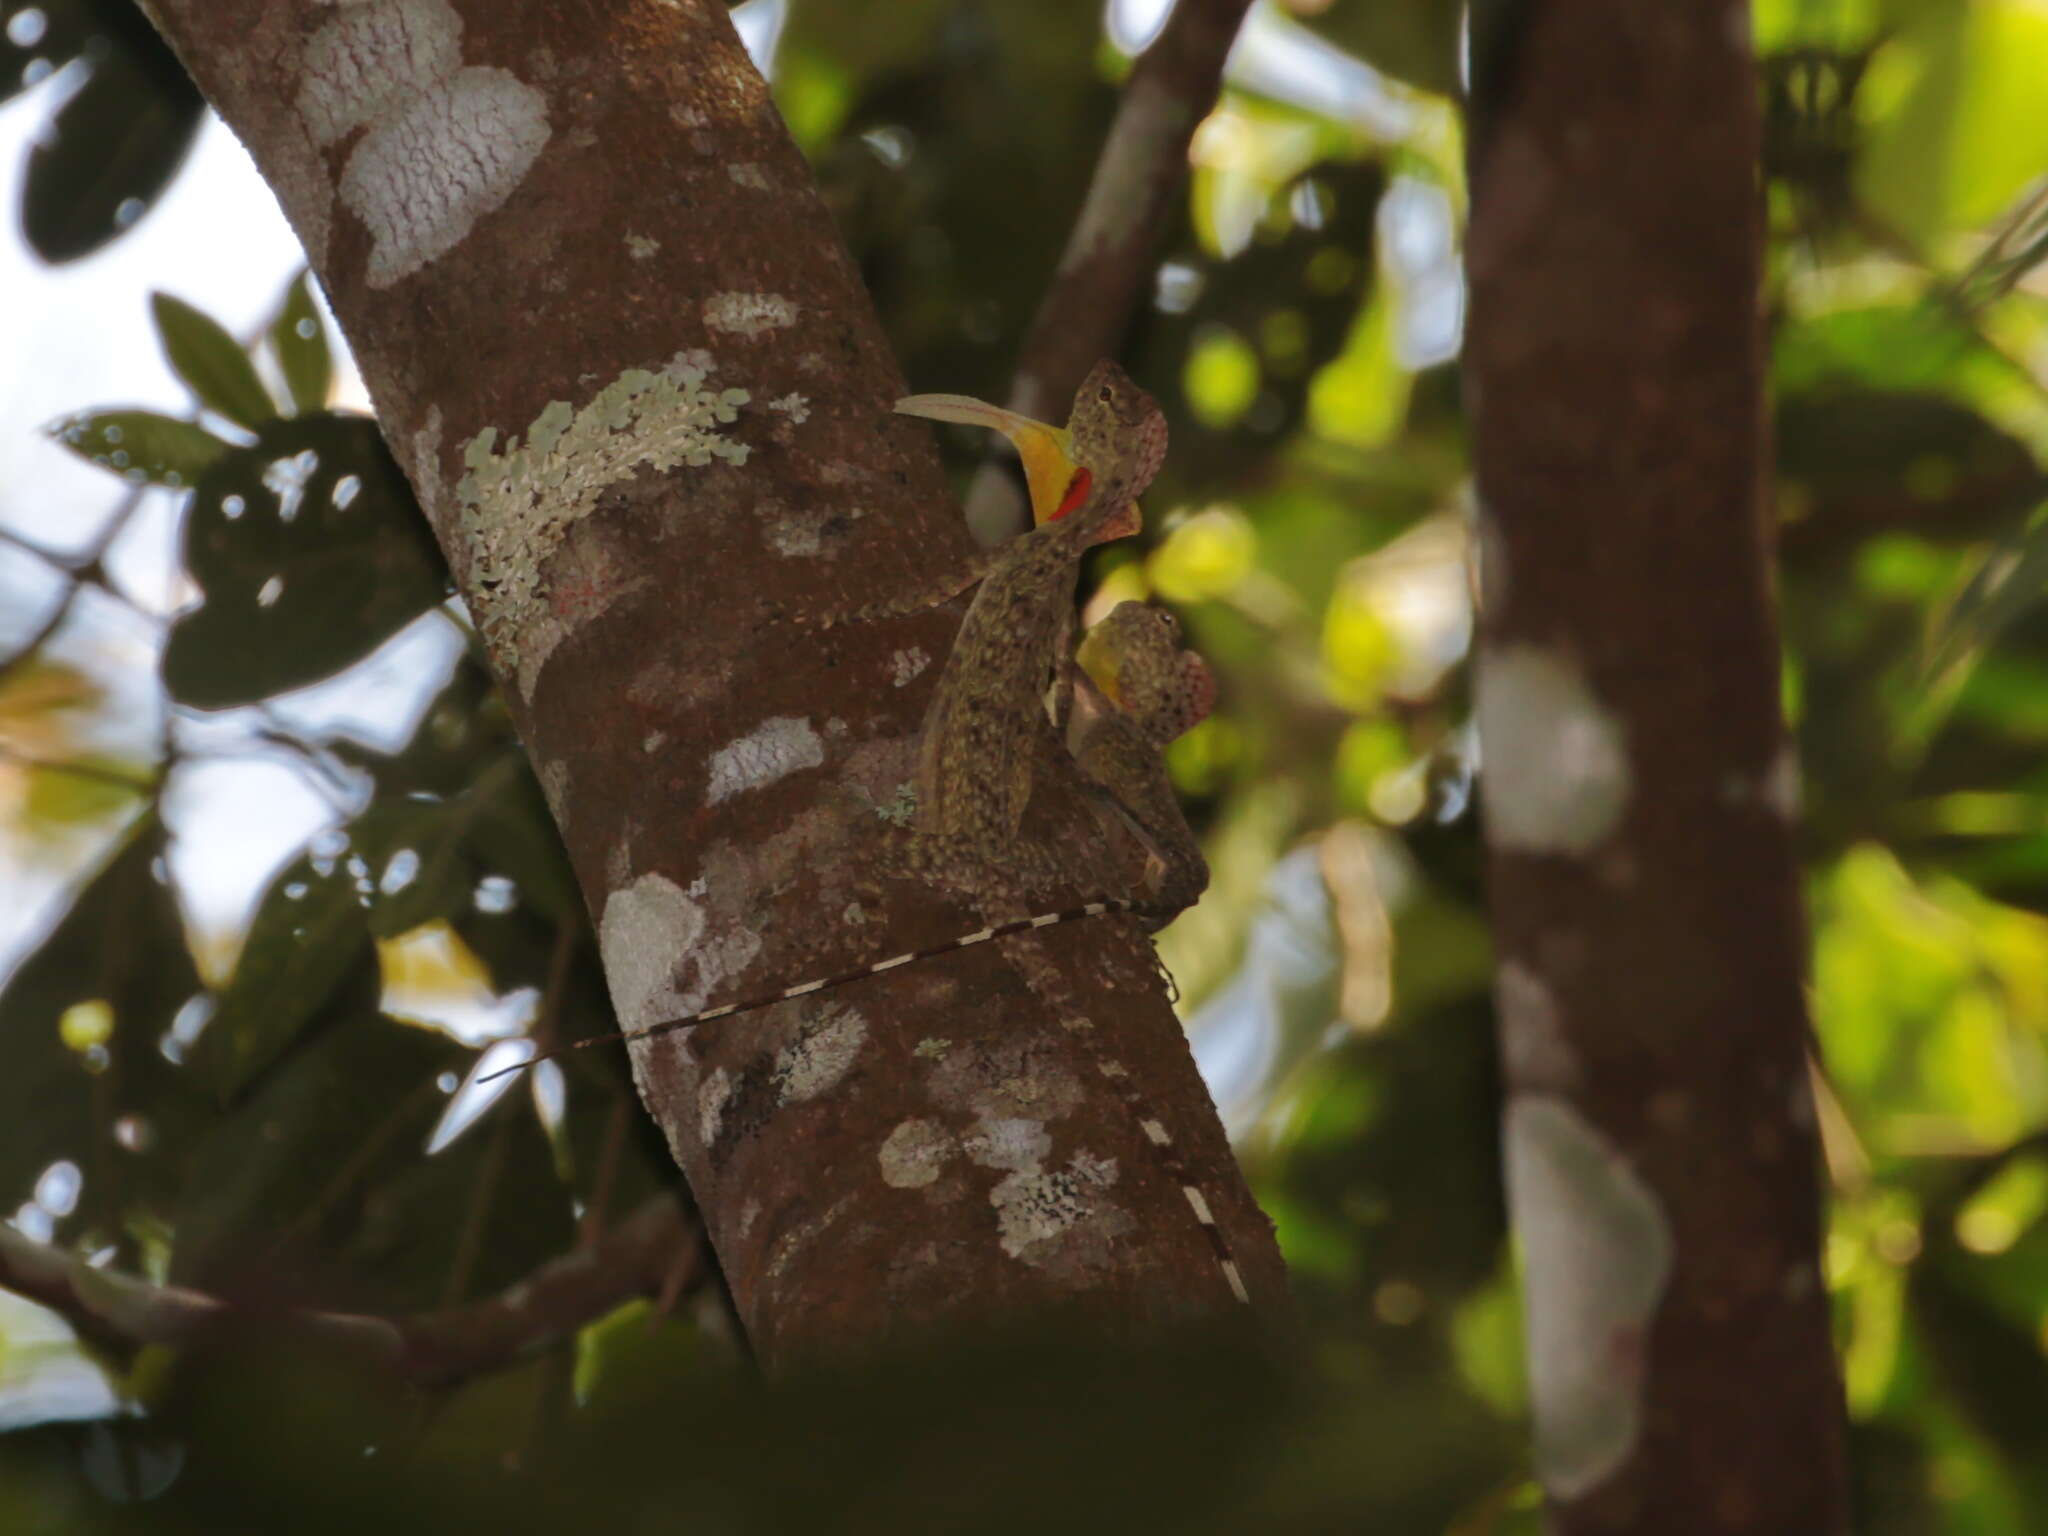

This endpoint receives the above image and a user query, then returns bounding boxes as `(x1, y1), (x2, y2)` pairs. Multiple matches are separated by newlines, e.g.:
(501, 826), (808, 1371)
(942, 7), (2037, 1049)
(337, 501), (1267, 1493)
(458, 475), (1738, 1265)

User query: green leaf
(22, 8), (201, 262)
(1292, 0), (1463, 96)
(466, 764), (580, 922)
(163, 414), (448, 709)
(198, 838), (378, 1104)
(1, 0), (89, 107)
(0, 815), (205, 1225)
(267, 270), (332, 417)
(1858, 0), (2048, 247)
(348, 797), (478, 942)
(171, 1001), (458, 1295)
(46, 408), (229, 488)
(150, 292), (277, 430)
(1928, 500), (2048, 686)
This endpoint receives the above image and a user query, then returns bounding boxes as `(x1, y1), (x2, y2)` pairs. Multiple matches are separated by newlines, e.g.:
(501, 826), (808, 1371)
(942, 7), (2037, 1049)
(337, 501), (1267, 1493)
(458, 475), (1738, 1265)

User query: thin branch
(962, 0), (1255, 543)
(0, 1191), (706, 1390)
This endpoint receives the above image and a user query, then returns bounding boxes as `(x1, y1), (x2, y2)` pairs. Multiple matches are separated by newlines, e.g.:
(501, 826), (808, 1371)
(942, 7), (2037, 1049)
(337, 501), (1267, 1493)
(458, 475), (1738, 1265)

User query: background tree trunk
(139, 0), (1284, 1370)
(1465, 1), (1850, 1527)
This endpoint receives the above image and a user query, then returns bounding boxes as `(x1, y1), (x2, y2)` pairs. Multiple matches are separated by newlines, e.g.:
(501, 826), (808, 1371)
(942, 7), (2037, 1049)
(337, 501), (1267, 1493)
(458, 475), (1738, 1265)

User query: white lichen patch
(768, 392), (810, 424)
(1497, 959), (1578, 1089)
(598, 871), (706, 1031)
(767, 505), (835, 558)
(298, 1), (550, 290)
(762, 1194), (855, 1296)
(889, 647), (931, 687)
(991, 1152), (1120, 1259)
(624, 233), (659, 260)
(704, 291), (799, 337)
(726, 162), (771, 190)
(1504, 1095), (1674, 1501)
(411, 404), (444, 518)
(297, 2), (461, 146)
(697, 1067), (732, 1145)
(1762, 743), (1801, 822)
(1477, 645), (1631, 855)
(878, 1118), (955, 1189)
(705, 716), (824, 805)
(536, 758), (571, 823)
(962, 1117), (1051, 1173)
(455, 355), (748, 693)
(772, 1005), (867, 1105)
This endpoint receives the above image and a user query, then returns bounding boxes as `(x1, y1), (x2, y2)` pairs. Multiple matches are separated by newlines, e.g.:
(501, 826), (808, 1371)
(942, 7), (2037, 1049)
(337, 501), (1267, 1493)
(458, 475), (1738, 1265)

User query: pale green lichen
(455, 354), (750, 693)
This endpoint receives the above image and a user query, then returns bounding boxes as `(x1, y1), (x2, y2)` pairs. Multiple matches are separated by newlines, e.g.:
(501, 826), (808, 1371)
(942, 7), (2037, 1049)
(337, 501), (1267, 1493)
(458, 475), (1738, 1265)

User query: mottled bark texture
(963, 0), (1253, 543)
(141, 0), (1284, 1370)
(1466, 1), (1848, 1528)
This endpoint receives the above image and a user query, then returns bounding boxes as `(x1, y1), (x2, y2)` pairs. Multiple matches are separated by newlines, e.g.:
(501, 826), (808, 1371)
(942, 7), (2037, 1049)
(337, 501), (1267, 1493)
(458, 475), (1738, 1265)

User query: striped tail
(477, 899), (1146, 1084)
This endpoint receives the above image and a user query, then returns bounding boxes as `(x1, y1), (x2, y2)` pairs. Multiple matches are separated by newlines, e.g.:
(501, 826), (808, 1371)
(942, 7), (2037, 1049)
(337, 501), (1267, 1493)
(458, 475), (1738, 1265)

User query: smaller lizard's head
(1065, 361), (1167, 542)
(1077, 600), (1213, 746)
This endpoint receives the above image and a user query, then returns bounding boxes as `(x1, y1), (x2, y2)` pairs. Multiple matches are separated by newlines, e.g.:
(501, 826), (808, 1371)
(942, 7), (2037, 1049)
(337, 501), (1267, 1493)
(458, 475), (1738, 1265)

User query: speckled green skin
(1066, 603), (1212, 923)
(901, 362), (1169, 903)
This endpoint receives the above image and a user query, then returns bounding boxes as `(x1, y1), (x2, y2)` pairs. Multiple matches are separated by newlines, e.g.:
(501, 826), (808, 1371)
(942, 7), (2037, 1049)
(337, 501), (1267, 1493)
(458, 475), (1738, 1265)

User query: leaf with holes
(151, 292), (277, 430)
(1, 0), (88, 107)
(164, 414), (448, 709)
(21, 2), (201, 262)
(267, 270), (333, 417)
(47, 408), (229, 488)
(197, 836), (380, 1105)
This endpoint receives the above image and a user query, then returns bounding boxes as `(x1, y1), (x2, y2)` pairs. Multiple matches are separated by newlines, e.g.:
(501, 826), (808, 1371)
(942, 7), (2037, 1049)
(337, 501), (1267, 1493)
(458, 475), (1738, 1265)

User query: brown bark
(1465, 1), (1848, 1528)
(139, 0), (1283, 1371)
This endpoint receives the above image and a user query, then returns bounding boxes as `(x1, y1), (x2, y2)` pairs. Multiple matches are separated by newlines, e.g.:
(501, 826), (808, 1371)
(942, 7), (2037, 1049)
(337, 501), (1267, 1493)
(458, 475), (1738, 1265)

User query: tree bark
(1466, 1), (1848, 1528)
(140, 0), (1284, 1371)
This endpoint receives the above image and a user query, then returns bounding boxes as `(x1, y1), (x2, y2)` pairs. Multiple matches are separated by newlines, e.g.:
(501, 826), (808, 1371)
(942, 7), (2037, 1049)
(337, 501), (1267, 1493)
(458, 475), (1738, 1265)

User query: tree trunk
(140, 0), (1284, 1371)
(1466, 1), (1849, 1528)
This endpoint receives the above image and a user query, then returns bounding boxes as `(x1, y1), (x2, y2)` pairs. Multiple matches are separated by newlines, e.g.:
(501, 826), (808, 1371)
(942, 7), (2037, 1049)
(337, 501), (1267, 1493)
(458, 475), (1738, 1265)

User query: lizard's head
(892, 361), (1165, 539)
(1077, 601), (1213, 745)
(1064, 361), (1167, 542)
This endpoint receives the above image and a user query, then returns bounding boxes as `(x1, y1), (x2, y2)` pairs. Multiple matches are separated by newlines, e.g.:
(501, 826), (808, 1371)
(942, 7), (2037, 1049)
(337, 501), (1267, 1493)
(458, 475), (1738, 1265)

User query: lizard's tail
(476, 899), (1152, 1084)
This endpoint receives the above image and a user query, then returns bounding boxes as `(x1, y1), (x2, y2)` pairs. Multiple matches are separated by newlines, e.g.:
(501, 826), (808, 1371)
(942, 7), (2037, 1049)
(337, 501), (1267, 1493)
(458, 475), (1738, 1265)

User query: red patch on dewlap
(1052, 468), (1093, 520)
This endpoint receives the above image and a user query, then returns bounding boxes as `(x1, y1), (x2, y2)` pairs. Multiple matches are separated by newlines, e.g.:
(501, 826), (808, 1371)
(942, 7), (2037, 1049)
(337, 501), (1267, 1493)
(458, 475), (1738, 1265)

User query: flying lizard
(491, 364), (1246, 1304)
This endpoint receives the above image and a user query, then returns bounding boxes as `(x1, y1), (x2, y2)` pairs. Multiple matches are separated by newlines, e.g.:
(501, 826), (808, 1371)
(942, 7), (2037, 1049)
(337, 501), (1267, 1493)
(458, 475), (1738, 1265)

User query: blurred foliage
(3, 0), (2048, 1529)
(1, 0), (201, 261)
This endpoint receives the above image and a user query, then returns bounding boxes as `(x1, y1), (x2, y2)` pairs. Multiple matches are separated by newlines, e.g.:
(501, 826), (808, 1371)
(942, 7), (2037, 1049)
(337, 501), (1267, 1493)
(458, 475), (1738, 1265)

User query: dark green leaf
(1293, 0), (1464, 96)
(348, 797), (478, 942)
(22, 10), (201, 262)
(467, 765), (580, 922)
(163, 413), (448, 709)
(197, 837), (378, 1104)
(150, 291), (277, 430)
(172, 999), (456, 1296)
(267, 270), (333, 417)
(46, 408), (229, 487)
(0, 814), (205, 1226)
(1929, 500), (2048, 684)
(1, 0), (89, 106)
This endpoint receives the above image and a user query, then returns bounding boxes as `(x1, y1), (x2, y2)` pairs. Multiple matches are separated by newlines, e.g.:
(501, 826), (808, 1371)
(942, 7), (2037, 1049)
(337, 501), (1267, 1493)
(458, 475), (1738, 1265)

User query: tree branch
(963, 0), (1254, 543)
(1466, 0), (1848, 1526)
(0, 1193), (704, 1389)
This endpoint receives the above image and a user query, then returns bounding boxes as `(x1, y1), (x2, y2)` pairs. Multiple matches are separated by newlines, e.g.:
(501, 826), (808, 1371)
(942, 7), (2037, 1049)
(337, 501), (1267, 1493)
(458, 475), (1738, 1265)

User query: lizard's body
(503, 364), (1249, 1304)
